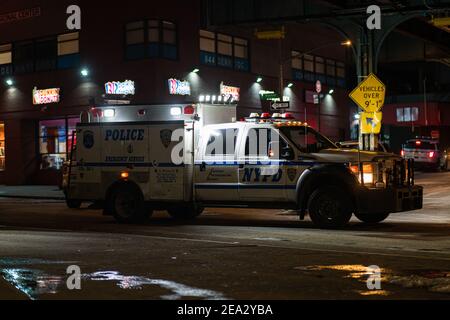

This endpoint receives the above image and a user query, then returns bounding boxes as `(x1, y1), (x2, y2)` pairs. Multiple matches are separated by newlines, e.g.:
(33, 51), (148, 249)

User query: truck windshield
(280, 127), (337, 153)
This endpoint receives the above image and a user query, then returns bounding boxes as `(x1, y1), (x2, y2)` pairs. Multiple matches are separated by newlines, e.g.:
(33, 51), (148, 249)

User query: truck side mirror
(282, 147), (295, 160)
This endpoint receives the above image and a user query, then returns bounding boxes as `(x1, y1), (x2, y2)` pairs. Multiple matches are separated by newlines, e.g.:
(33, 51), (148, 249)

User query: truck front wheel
(112, 186), (151, 223)
(307, 186), (353, 229)
(355, 212), (390, 224)
(168, 204), (204, 221)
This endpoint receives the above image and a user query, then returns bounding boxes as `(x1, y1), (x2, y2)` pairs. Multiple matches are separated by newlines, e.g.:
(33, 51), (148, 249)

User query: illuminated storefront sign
(33, 87), (60, 105)
(0, 7), (41, 25)
(220, 82), (240, 101)
(168, 78), (191, 96)
(105, 80), (135, 95)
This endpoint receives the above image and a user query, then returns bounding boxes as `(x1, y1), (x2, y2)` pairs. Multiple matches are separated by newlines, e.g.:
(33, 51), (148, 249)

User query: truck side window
(205, 129), (238, 156)
(245, 129), (287, 157)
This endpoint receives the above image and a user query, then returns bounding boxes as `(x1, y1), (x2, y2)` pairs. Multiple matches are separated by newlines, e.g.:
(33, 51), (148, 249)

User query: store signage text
(33, 87), (60, 105)
(0, 7), (41, 25)
(220, 82), (240, 101)
(66, 5), (81, 30)
(105, 80), (135, 96)
(168, 79), (191, 96)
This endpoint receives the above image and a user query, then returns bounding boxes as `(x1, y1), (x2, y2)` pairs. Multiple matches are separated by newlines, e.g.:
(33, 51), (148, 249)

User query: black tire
(307, 186), (353, 229)
(354, 212), (390, 224)
(66, 199), (82, 209)
(111, 185), (151, 223)
(168, 204), (204, 220)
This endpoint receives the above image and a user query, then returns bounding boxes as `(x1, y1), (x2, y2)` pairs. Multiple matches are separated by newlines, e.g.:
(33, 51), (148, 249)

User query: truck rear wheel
(307, 186), (353, 229)
(168, 204), (204, 220)
(66, 199), (82, 209)
(355, 212), (390, 224)
(112, 185), (151, 223)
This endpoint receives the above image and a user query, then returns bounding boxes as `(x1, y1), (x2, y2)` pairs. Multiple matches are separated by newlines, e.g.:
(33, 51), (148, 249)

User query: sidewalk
(0, 185), (65, 200)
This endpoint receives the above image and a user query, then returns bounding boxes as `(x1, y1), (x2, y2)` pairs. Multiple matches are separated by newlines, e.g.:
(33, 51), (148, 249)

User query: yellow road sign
(349, 73), (386, 113)
(360, 112), (383, 134)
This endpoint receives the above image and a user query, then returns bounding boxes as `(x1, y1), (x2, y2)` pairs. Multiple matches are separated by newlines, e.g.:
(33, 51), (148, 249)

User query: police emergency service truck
(64, 104), (423, 228)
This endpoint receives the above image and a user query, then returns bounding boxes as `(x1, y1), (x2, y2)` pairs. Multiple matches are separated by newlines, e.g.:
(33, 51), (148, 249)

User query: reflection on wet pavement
(1, 269), (65, 300)
(0, 258), (227, 300)
(295, 264), (450, 295)
(84, 271), (227, 300)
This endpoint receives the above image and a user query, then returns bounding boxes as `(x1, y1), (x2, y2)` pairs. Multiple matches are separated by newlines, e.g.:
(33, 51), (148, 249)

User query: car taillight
(428, 151), (435, 158)
(401, 150), (405, 157)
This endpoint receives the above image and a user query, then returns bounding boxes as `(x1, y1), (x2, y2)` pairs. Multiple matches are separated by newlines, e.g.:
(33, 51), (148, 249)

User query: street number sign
(350, 73), (386, 113)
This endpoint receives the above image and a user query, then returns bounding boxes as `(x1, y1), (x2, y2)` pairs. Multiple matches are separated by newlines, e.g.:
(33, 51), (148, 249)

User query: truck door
(72, 125), (103, 199)
(238, 126), (288, 202)
(195, 126), (240, 202)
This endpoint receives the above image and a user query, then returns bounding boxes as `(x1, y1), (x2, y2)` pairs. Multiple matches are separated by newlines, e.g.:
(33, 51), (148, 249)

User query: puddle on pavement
(295, 264), (450, 296)
(0, 258), (227, 300)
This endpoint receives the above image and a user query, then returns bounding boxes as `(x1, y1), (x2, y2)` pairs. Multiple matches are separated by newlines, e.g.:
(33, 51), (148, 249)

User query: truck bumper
(356, 185), (423, 215)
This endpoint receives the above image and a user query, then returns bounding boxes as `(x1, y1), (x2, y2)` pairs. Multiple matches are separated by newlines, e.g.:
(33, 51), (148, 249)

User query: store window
(397, 107), (419, 123)
(125, 20), (178, 61)
(39, 118), (78, 170)
(199, 30), (250, 72)
(57, 32), (80, 69)
(0, 44), (12, 76)
(0, 122), (5, 171)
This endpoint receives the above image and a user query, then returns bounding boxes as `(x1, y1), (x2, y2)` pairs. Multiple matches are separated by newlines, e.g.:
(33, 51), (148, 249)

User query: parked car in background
(401, 137), (449, 171)
(338, 141), (389, 153)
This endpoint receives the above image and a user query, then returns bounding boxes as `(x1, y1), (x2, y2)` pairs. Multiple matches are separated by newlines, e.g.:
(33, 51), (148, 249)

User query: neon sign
(33, 87), (60, 105)
(168, 79), (191, 96)
(220, 82), (240, 101)
(105, 80), (135, 95)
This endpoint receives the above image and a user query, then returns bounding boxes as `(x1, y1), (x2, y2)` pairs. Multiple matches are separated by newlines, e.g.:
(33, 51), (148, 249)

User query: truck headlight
(349, 163), (375, 186)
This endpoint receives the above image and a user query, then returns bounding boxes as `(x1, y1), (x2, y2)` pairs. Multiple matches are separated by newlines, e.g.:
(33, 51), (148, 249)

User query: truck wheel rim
(115, 192), (137, 218)
(317, 198), (340, 221)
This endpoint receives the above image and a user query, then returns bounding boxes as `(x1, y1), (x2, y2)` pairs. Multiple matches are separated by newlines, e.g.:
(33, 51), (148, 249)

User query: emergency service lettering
(105, 129), (145, 141)
(242, 168), (283, 183)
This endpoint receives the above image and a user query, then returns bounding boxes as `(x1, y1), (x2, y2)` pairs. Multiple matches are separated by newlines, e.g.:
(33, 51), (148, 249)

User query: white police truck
(64, 103), (423, 228)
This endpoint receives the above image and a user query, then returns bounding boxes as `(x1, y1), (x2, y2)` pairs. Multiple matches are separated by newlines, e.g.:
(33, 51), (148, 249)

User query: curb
(0, 195), (65, 201)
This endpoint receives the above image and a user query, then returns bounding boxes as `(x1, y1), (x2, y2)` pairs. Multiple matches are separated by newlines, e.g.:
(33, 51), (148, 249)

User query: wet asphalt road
(0, 172), (449, 300)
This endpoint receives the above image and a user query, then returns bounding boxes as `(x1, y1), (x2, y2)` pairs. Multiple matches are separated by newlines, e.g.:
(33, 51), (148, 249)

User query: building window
(57, 32), (80, 69)
(292, 50), (345, 87)
(126, 20), (178, 61)
(199, 30), (250, 72)
(217, 34), (233, 68)
(0, 44), (12, 76)
(336, 61), (346, 87)
(234, 37), (249, 72)
(13, 41), (34, 74)
(200, 30), (216, 65)
(162, 21), (177, 60)
(36, 37), (57, 71)
(397, 107), (419, 123)
(0, 122), (5, 171)
(39, 118), (78, 170)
